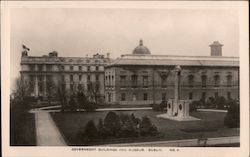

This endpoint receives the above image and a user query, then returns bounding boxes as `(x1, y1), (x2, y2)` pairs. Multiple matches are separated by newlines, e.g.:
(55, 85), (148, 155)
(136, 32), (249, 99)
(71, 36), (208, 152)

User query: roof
(106, 54), (239, 67)
(132, 39), (151, 54)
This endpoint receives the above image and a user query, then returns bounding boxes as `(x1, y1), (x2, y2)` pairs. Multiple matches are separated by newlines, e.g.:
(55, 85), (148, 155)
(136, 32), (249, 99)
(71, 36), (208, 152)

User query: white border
(1, 1), (249, 157)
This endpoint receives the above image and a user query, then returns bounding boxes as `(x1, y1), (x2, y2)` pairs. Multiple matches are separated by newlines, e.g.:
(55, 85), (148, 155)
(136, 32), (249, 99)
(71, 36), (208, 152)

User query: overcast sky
(10, 8), (239, 88)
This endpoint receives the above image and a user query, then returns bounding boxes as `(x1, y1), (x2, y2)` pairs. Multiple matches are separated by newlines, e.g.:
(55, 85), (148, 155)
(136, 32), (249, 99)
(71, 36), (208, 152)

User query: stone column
(174, 65), (181, 101)
(35, 75), (38, 97)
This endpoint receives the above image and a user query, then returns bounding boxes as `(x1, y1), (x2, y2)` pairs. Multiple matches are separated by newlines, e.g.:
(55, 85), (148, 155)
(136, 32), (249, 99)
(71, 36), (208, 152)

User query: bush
(84, 102), (97, 112)
(152, 101), (167, 111)
(97, 118), (107, 138)
(189, 100), (202, 112)
(82, 120), (98, 142)
(119, 113), (139, 138)
(224, 101), (239, 128)
(139, 116), (158, 136)
(68, 97), (78, 112)
(214, 96), (226, 109)
(104, 111), (121, 137)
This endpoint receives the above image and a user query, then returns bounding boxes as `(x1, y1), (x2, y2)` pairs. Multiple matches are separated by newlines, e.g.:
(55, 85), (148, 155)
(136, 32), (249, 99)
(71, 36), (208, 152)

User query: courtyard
(51, 110), (239, 146)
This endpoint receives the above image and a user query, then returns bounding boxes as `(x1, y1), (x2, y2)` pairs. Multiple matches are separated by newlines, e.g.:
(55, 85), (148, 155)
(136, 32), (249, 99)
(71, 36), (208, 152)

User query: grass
(51, 110), (239, 146)
(10, 113), (36, 146)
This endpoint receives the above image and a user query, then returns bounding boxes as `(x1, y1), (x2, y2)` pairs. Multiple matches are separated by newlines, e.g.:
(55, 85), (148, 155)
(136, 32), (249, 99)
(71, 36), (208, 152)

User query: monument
(157, 65), (200, 121)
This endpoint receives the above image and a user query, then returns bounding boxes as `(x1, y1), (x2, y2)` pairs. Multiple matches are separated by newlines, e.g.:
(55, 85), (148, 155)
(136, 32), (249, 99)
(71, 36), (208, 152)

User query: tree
(104, 111), (121, 137)
(14, 77), (32, 108)
(68, 96), (77, 112)
(224, 100), (239, 128)
(88, 81), (100, 104)
(46, 78), (56, 106)
(77, 91), (87, 110)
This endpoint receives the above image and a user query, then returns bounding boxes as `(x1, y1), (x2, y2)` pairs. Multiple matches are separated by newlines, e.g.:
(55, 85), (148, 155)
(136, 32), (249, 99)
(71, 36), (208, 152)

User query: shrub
(152, 101), (167, 111)
(84, 102), (97, 112)
(214, 96), (226, 109)
(119, 113), (139, 138)
(68, 97), (78, 112)
(224, 101), (239, 128)
(189, 100), (201, 112)
(139, 116), (158, 136)
(104, 111), (121, 137)
(82, 120), (98, 141)
(97, 118), (107, 138)
(205, 97), (215, 108)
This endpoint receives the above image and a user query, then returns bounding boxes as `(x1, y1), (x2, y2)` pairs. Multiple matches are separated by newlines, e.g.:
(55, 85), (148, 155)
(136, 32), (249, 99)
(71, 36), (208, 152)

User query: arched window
(214, 75), (220, 87)
(131, 75), (138, 88)
(201, 75), (207, 87)
(188, 75), (194, 87)
(227, 75), (232, 87)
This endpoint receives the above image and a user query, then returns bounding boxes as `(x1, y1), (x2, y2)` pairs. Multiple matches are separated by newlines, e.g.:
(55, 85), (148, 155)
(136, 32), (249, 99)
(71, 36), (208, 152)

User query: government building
(20, 50), (111, 102)
(20, 40), (239, 106)
(104, 40), (239, 105)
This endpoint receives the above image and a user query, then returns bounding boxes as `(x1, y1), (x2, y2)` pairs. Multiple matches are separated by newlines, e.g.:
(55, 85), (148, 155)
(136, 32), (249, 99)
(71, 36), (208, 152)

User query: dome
(132, 39), (151, 55)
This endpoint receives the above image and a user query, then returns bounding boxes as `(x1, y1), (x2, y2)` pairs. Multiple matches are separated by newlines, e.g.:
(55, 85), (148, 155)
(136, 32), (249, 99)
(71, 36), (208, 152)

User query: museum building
(20, 50), (111, 100)
(104, 40), (239, 105)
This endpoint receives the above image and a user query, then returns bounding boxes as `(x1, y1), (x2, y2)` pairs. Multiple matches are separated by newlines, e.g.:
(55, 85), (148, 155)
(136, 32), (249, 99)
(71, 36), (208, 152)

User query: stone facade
(104, 41), (239, 105)
(20, 51), (111, 100)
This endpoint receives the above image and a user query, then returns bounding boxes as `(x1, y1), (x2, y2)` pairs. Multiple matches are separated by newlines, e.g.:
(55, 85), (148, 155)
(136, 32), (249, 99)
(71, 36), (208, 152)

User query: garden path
(35, 111), (66, 146)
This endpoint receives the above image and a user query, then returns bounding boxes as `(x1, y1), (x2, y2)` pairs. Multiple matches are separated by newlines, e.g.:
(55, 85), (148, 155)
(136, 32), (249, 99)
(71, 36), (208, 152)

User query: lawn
(10, 113), (36, 146)
(51, 110), (239, 146)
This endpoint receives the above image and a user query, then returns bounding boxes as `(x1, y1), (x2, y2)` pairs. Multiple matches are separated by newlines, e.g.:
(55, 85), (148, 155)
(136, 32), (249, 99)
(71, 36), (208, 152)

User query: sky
(10, 8), (239, 89)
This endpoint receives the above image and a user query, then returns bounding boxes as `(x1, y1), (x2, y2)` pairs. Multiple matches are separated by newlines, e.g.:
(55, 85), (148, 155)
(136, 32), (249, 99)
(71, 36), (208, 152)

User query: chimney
(107, 53), (110, 58)
(209, 41), (223, 56)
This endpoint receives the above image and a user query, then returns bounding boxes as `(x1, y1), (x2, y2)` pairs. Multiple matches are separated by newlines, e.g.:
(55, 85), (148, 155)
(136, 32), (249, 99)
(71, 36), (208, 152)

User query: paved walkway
(102, 136), (239, 147)
(197, 109), (227, 113)
(35, 112), (66, 146)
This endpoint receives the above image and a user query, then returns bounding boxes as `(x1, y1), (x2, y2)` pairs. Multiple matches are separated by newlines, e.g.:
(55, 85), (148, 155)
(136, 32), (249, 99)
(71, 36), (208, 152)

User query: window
(46, 65), (52, 71)
(132, 93), (137, 101)
(108, 75), (111, 86)
(79, 75), (82, 81)
(79, 66), (82, 71)
(87, 75), (91, 81)
(214, 75), (220, 87)
(188, 75), (194, 88)
(201, 75), (207, 87)
(38, 76), (43, 82)
(162, 93), (166, 101)
(38, 83), (43, 92)
(227, 75), (232, 87)
(202, 92), (206, 101)
(143, 76), (148, 88)
(143, 93), (148, 100)
(189, 92), (193, 99)
(29, 75), (35, 90)
(62, 75), (65, 82)
(96, 75), (99, 81)
(70, 66), (74, 70)
(30, 65), (35, 71)
(111, 76), (114, 85)
(121, 93), (126, 101)
(87, 66), (90, 71)
(215, 92), (219, 98)
(70, 84), (74, 91)
(120, 76), (126, 87)
(38, 65), (43, 71)
(227, 92), (231, 99)
(62, 84), (66, 91)
(96, 66), (99, 71)
(131, 75), (138, 88)
(161, 75), (167, 88)
(95, 83), (100, 91)
(70, 75), (73, 82)
(86, 60), (90, 63)
(61, 66), (64, 71)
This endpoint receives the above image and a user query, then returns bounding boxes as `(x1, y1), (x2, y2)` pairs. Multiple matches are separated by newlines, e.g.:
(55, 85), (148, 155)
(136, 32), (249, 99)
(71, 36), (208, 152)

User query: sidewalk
(35, 112), (66, 146)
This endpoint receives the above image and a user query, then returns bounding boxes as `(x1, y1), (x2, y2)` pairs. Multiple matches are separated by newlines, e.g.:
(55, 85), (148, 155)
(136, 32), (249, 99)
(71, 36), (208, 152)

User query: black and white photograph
(1, 1), (249, 157)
